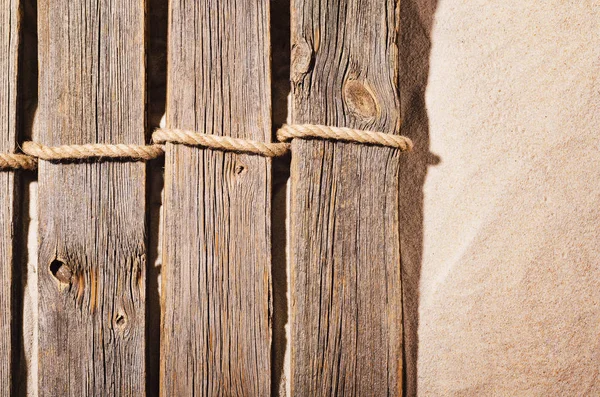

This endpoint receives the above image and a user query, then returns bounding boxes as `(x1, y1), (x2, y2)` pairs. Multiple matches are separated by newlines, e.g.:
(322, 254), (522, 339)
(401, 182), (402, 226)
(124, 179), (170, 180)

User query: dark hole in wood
(115, 314), (126, 326)
(49, 259), (72, 284)
(234, 164), (245, 175)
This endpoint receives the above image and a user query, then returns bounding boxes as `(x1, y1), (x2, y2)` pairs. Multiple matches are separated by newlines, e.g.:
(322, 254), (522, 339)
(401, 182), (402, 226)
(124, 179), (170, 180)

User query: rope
(0, 124), (412, 171)
(153, 128), (289, 157)
(21, 141), (164, 162)
(277, 124), (413, 151)
(0, 153), (38, 171)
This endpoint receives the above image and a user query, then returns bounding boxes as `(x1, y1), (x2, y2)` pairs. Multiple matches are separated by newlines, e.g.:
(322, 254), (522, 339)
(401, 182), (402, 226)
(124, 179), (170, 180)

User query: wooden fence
(0, 0), (406, 395)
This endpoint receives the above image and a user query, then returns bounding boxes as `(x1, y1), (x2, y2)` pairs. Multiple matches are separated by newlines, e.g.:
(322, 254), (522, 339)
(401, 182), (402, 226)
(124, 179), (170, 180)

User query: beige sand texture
(407, 0), (600, 395)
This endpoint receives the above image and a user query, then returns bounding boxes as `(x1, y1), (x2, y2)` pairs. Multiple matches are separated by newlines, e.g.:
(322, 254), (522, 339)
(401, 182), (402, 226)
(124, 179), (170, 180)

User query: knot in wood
(343, 80), (380, 121)
(291, 39), (313, 81)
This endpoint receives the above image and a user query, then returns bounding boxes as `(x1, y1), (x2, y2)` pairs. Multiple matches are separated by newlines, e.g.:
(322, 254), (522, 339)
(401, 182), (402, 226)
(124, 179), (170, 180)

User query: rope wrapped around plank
(0, 124), (413, 170)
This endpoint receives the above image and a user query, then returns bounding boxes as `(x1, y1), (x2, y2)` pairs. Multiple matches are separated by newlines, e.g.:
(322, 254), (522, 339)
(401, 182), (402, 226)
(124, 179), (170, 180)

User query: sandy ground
(415, 0), (600, 395)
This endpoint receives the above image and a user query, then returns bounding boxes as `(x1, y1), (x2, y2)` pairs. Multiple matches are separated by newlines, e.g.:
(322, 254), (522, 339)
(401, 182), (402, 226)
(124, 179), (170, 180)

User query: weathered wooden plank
(0, 0), (19, 394)
(36, 0), (147, 395)
(160, 1), (272, 395)
(289, 0), (403, 395)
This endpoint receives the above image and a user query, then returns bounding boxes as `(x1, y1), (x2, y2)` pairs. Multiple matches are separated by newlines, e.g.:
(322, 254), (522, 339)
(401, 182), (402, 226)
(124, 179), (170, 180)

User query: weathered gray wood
(36, 0), (147, 395)
(160, 1), (272, 395)
(0, 0), (19, 394)
(289, 0), (404, 395)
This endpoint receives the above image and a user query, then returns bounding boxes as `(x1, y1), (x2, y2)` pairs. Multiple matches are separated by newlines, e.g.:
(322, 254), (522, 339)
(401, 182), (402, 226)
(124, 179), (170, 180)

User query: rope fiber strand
(0, 124), (412, 171)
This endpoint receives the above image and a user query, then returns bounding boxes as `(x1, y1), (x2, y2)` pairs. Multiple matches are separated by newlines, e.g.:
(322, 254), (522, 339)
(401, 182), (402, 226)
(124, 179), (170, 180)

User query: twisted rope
(153, 128), (289, 157)
(0, 153), (38, 171)
(277, 124), (413, 151)
(21, 142), (164, 162)
(0, 124), (412, 171)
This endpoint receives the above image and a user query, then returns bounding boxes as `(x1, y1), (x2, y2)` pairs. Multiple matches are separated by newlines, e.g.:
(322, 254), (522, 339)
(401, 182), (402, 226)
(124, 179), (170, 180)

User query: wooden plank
(0, 0), (19, 394)
(160, 0), (272, 395)
(36, 0), (146, 395)
(289, 0), (403, 395)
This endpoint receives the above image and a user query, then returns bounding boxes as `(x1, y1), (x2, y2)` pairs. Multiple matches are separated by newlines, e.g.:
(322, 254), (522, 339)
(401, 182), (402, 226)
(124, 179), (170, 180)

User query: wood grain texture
(160, 0), (272, 395)
(36, 0), (146, 395)
(289, 0), (403, 395)
(0, 0), (19, 394)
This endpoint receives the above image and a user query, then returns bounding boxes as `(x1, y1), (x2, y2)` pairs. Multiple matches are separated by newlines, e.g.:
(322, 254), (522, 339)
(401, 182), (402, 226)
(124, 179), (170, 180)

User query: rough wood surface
(0, 0), (19, 394)
(160, 0), (272, 395)
(289, 0), (403, 395)
(36, 1), (147, 395)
